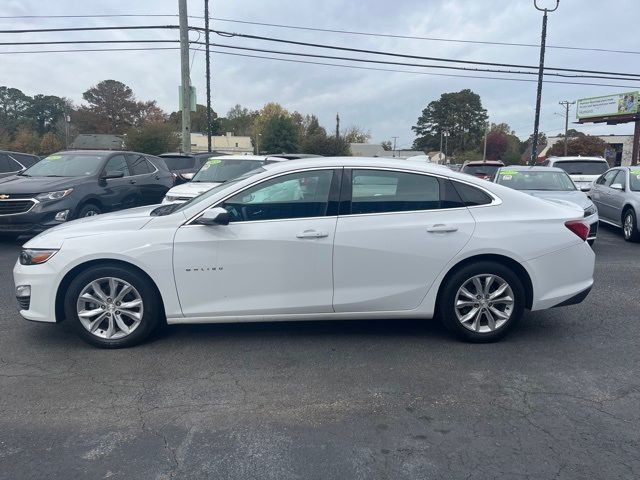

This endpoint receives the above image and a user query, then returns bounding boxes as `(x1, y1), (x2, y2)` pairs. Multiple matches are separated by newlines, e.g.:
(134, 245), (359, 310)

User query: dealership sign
(576, 91), (638, 120)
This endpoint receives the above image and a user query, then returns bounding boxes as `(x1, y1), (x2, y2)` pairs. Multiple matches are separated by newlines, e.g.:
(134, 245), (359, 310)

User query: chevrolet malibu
(14, 158), (595, 348)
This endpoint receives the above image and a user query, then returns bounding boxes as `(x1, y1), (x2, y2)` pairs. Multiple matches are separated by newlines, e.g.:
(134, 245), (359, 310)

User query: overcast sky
(1, 0), (637, 146)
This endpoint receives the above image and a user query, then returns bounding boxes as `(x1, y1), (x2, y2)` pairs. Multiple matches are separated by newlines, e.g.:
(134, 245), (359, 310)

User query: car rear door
(99, 154), (140, 211)
(332, 168), (476, 312)
(127, 154), (164, 205)
(173, 168), (341, 317)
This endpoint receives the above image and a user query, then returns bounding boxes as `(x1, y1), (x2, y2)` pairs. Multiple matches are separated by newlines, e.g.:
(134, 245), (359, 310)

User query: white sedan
(14, 157), (595, 348)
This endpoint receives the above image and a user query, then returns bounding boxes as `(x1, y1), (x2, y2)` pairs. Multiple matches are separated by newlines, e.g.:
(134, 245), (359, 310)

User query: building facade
(542, 134), (634, 166)
(190, 133), (253, 155)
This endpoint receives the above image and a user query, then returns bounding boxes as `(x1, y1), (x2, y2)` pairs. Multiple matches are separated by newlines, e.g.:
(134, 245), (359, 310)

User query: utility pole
(178, 0), (191, 154)
(440, 130), (444, 154)
(204, 0), (212, 153)
(530, 0), (559, 165)
(444, 130), (449, 158)
(559, 100), (575, 156)
(335, 113), (340, 139)
(391, 136), (398, 157)
(483, 122), (490, 161)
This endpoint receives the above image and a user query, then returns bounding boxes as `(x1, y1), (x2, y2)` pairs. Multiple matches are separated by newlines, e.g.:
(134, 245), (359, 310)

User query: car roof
(1, 150), (39, 158)
(464, 160), (504, 165)
(547, 156), (607, 162)
(55, 150), (138, 155)
(498, 165), (566, 173)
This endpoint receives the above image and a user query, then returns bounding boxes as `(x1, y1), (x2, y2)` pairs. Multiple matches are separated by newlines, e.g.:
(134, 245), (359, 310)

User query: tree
(261, 114), (299, 153)
(343, 126), (371, 143)
(11, 127), (40, 154)
(547, 135), (607, 157)
(137, 100), (167, 126)
(381, 141), (393, 151)
(39, 132), (62, 155)
(489, 122), (515, 135)
(252, 102), (290, 140)
(301, 133), (350, 156)
(125, 122), (180, 156)
(169, 103), (219, 133)
(218, 104), (257, 136)
(485, 131), (508, 160)
(412, 89), (488, 153)
(82, 80), (140, 133)
(0, 86), (32, 134)
(29, 94), (66, 135)
(558, 128), (585, 138)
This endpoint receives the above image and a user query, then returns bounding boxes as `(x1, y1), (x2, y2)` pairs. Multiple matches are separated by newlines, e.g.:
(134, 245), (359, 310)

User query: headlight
(584, 204), (597, 217)
(19, 249), (59, 265)
(164, 196), (176, 203)
(35, 189), (73, 201)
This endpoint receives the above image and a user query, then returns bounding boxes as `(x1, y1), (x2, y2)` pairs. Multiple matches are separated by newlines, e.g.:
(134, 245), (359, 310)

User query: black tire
(64, 264), (162, 348)
(437, 261), (525, 343)
(76, 203), (102, 218)
(622, 209), (640, 242)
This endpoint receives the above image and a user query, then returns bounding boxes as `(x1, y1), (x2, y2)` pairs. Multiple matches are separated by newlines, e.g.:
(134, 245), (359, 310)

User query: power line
(1, 24), (638, 80)
(0, 13), (637, 56)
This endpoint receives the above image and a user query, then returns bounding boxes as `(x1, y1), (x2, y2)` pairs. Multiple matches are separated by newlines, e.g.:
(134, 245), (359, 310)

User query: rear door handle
(427, 224), (458, 233)
(129, 179), (137, 184)
(296, 230), (329, 239)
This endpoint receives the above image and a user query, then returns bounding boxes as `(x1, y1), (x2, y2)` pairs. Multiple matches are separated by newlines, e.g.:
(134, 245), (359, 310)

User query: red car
(462, 160), (505, 180)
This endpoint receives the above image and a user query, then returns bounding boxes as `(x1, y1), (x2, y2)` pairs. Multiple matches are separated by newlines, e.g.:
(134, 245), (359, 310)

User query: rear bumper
(525, 241), (595, 311)
(551, 285), (592, 308)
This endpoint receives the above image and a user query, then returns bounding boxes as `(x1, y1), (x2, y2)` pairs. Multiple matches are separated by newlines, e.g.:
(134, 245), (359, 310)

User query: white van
(542, 156), (609, 192)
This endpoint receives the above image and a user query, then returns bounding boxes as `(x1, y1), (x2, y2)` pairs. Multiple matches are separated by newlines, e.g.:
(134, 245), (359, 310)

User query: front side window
(193, 159), (265, 183)
(350, 170), (440, 214)
(23, 153), (106, 177)
(599, 170), (618, 187)
(629, 169), (640, 192)
(613, 170), (627, 189)
(104, 155), (130, 177)
(223, 170), (334, 222)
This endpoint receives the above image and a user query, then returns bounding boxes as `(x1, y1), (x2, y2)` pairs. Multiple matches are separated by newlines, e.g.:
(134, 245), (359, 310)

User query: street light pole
(530, 0), (559, 165)
(204, 0), (212, 153)
(178, 0), (191, 154)
(483, 122), (489, 161)
(559, 100), (575, 156)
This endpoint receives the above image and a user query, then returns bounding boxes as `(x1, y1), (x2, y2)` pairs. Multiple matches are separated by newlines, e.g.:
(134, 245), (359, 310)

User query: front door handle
(129, 179), (137, 184)
(427, 224), (458, 233)
(296, 230), (329, 239)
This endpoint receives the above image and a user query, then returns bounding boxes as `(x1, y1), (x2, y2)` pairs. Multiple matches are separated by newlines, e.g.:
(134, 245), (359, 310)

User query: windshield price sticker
(630, 169), (640, 175)
(46, 155), (62, 160)
(502, 175), (512, 180)
(207, 159), (222, 165)
(500, 170), (518, 175)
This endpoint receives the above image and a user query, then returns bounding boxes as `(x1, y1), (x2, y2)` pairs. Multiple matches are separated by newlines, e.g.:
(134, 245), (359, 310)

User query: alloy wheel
(454, 274), (514, 333)
(84, 210), (99, 217)
(76, 277), (144, 340)
(624, 213), (634, 240)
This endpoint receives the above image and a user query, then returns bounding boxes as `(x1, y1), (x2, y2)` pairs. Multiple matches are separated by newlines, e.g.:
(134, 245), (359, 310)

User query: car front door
(332, 169), (476, 312)
(593, 169), (620, 222)
(607, 170), (628, 223)
(99, 154), (139, 212)
(173, 168), (340, 317)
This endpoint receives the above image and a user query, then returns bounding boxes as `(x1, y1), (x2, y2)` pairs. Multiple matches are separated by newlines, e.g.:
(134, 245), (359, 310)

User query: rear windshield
(553, 160), (608, 175)
(630, 169), (640, 191)
(159, 155), (195, 171)
(22, 153), (105, 177)
(193, 159), (264, 183)
(495, 170), (576, 191)
(463, 164), (501, 177)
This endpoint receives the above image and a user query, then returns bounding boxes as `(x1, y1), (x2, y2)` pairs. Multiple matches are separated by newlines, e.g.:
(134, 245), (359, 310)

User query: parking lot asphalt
(0, 224), (638, 480)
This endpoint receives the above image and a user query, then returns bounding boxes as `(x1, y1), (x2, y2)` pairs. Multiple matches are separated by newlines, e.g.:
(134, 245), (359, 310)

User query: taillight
(565, 220), (589, 241)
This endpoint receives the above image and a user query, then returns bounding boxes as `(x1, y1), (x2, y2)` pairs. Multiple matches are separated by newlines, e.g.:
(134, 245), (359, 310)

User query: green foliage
(261, 114), (299, 154)
(218, 104), (258, 136)
(169, 104), (219, 134)
(343, 126), (371, 143)
(300, 133), (351, 156)
(381, 141), (393, 151)
(39, 132), (62, 156)
(82, 79), (141, 133)
(455, 149), (483, 163)
(547, 135), (607, 157)
(412, 89), (488, 153)
(125, 123), (180, 155)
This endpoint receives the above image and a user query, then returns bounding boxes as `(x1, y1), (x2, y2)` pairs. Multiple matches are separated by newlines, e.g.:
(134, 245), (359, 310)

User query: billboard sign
(576, 91), (638, 120)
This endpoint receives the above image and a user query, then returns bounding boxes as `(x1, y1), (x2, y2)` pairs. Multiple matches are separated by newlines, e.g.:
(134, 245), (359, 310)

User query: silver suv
(542, 156), (609, 192)
(590, 167), (640, 242)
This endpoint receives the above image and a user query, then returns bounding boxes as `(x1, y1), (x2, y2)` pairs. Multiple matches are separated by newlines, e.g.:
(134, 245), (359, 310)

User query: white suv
(542, 156), (609, 192)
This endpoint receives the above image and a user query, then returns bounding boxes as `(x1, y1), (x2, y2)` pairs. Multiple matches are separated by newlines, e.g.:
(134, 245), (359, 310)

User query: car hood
(23, 205), (159, 249)
(525, 190), (592, 210)
(0, 175), (82, 195)
(167, 181), (222, 197)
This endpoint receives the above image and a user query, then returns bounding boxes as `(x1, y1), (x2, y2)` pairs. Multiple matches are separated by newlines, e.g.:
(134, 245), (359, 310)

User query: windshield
(630, 169), (640, 192)
(169, 167), (267, 215)
(553, 160), (608, 175)
(193, 159), (264, 183)
(463, 164), (502, 177)
(22, 153), (105, 177)
(159, 155), (195, 171)
(496, 170), (576, 191)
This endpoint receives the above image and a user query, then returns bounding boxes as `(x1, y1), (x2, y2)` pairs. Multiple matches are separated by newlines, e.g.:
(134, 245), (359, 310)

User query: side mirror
(610, 183), (623, 191)
(195, 207), (230, 226)
(101, 171), (124, 180)
(579, 185), (592, 192)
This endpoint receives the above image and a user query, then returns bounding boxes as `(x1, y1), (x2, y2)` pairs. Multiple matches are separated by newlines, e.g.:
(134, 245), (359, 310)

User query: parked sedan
(494, 166), (598, 244)
(158, 151), (228, 184)
(0, 150), (173, 238)
(462, 160), (505, 180)
(14, 158), (594, 348)
(590, 167), (640, 242)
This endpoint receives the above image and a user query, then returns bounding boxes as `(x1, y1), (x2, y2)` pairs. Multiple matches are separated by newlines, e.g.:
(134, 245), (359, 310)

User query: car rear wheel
(77, 203), (102, 218)
(438, 261), (525, 342)
(64, 265), (162, 348)
(622, 209), (640, 242)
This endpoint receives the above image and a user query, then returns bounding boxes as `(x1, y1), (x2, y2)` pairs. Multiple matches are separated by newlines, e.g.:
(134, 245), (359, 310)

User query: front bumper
(13, 259), (59, 322)
(0, 197), (76, 235)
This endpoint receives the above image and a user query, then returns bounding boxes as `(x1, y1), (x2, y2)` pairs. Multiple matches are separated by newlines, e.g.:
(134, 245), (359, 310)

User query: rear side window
(451, 181), (493, 206)
(128, 154), (153, 175)
(148, 156), (170, 172)
(0, 153), (22, 173)
(104, 155), (130, 176)
(350, 170), (440, 214)
(9, 153), (38, 168)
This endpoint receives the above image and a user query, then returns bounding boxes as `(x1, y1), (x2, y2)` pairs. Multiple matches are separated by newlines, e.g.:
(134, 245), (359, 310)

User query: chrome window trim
(5, 154), (27, 174)
(0, 198), (39, 216)
(183, 166), (339, 226)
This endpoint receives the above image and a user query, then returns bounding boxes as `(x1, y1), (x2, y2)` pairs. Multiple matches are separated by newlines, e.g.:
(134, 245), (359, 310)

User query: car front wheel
(438, 261), (525, 342)
(64, 265), (162, 348)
